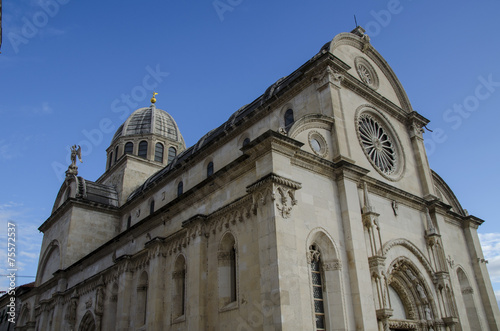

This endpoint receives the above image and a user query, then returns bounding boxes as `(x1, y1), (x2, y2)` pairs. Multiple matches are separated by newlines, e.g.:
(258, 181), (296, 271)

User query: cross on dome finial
(151, 92), (158, 104)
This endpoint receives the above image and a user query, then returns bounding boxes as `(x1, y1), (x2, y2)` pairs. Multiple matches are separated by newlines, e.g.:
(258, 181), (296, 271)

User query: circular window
(356, 110), (404, 180)
(355, 57), (379, 90)
(308, 131), (328, 158)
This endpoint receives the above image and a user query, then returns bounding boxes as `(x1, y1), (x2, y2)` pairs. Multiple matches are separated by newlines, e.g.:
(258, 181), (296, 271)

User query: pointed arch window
(138, 141), (148, 158)
(150, 200), (155, 215)
(108, 152), (113, 169)
(124, 142), (134, 155)
(155, 143), (164, 163)
(177, 181), (183, 197)
(309, 244), (326, 330)
(137, 272), (148, 326)
(207, 161), (214, 177)
(284, 109), (294, 131)
(218, 233), (237, 309)
(173, 255), (186, 320)
(168, 147), (177, 164)
(115, 146), (119, 162)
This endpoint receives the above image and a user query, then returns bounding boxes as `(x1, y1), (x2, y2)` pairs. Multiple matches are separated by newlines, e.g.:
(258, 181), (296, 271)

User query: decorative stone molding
(322, 260), (342, 271)
(312, 65), (344, 90)
(355, 57), (379, 90)
(247, 173), (301, 218)
(272, 185), (298, 219)
(381, 239), (434, 277)
(95, 286), (104, 316)
(388, 320), (418, 330)
(462, 286), (474, 294)
(85, 298), (92, 309)
(307, 246), (321, 264)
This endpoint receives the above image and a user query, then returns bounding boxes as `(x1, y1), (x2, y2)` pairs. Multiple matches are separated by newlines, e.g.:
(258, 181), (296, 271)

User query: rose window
(358, 114), (397, 175)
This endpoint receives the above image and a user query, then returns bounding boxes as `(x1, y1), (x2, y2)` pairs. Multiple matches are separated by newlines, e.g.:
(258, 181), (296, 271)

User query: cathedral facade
(12, 27), (500, 330)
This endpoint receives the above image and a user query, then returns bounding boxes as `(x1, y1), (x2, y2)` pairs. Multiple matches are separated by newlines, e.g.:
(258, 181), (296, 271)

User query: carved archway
(78, 310), (96, 331)
(386, 257), (439, 330)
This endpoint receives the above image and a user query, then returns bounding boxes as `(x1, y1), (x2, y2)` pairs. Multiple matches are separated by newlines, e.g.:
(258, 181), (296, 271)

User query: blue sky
(1, 0), (500, 302)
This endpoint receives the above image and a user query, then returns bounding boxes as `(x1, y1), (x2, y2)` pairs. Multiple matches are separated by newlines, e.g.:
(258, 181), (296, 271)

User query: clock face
(357, 112), (401, 178)
(355, 57), (379, 90)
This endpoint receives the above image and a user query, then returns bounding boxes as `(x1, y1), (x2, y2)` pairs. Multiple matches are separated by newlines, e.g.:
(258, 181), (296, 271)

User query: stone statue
(70, 145), (83, 167)
(424, 306), (432, 320)
(417, 283), (427, 299)
(66, 298), (77, 324)
(95, 286), (104, 315)
(66, 145), (83, 177)
(405, 268), (416, 281)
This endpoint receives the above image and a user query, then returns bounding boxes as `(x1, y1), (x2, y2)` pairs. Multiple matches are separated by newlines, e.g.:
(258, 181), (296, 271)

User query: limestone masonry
(8, 27), (500, 330)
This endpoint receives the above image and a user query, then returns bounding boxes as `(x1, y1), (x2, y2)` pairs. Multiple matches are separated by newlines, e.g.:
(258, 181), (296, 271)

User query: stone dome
(112, 104), (183, 143)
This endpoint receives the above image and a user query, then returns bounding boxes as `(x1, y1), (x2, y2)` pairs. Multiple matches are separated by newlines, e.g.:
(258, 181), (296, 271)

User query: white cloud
(33, 102), (54, 115)
(0, 140), (20, 160)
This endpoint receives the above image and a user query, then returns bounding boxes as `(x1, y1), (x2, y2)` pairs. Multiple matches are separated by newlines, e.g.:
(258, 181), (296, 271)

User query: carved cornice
(246, 173), (302, 193)
(291, 150), (336, 178)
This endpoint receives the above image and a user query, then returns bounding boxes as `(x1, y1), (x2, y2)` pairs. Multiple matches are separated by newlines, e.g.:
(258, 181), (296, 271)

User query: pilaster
(334, 165), (377, 330)
(407, 112), (436, 200)
(463, 216), (500, 330)
(116, 260), (133, 331)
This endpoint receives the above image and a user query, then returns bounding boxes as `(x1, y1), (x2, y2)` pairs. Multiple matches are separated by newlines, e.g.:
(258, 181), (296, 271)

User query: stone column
(185, 231), (207, 331)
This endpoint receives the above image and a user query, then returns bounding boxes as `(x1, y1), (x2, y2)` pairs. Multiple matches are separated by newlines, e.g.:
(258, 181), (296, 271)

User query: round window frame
(355, 107), (405, 181)
(354, 57), (379, 90)
(307, 131), (328, 158)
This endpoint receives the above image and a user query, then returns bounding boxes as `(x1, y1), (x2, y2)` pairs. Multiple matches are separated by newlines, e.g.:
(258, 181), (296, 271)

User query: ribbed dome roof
(112, 105), (183, 143)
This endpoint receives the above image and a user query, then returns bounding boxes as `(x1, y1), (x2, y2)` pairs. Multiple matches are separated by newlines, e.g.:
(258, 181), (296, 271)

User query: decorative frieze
(322, 259), (342, 271)
(247, 173), (302, 219)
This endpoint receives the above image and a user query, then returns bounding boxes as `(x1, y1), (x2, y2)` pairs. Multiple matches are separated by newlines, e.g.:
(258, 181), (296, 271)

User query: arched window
(218, 233), (237, 308)
(150, 200), (155, 215)
(138, 141), (148, 159)
(207, 161), (214, 177)
(127, 216), (131, 230)
(177, 181), (183, 197)
(284, 109), (294, 131)
(242, 137), (250, 147)
(309, 244), (326, 330)
(108, 152), (113, 169)
(124, 142), (134, 155)
(114, 146), (119, 162)
(154, 143), (164, 163)
(136, 272), (148, 327)
(168, 147), (177, 164)
(173, 255), (186, 319)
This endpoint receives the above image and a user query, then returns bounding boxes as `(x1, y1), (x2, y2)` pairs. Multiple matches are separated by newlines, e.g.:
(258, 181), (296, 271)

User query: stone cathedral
(12, 27), (500, 330)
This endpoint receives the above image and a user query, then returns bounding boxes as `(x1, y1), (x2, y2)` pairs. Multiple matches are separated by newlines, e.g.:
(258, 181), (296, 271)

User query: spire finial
(151, 91), (158, 104)
(425, 208), (436, 233)
(362, 182), (374, 213)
